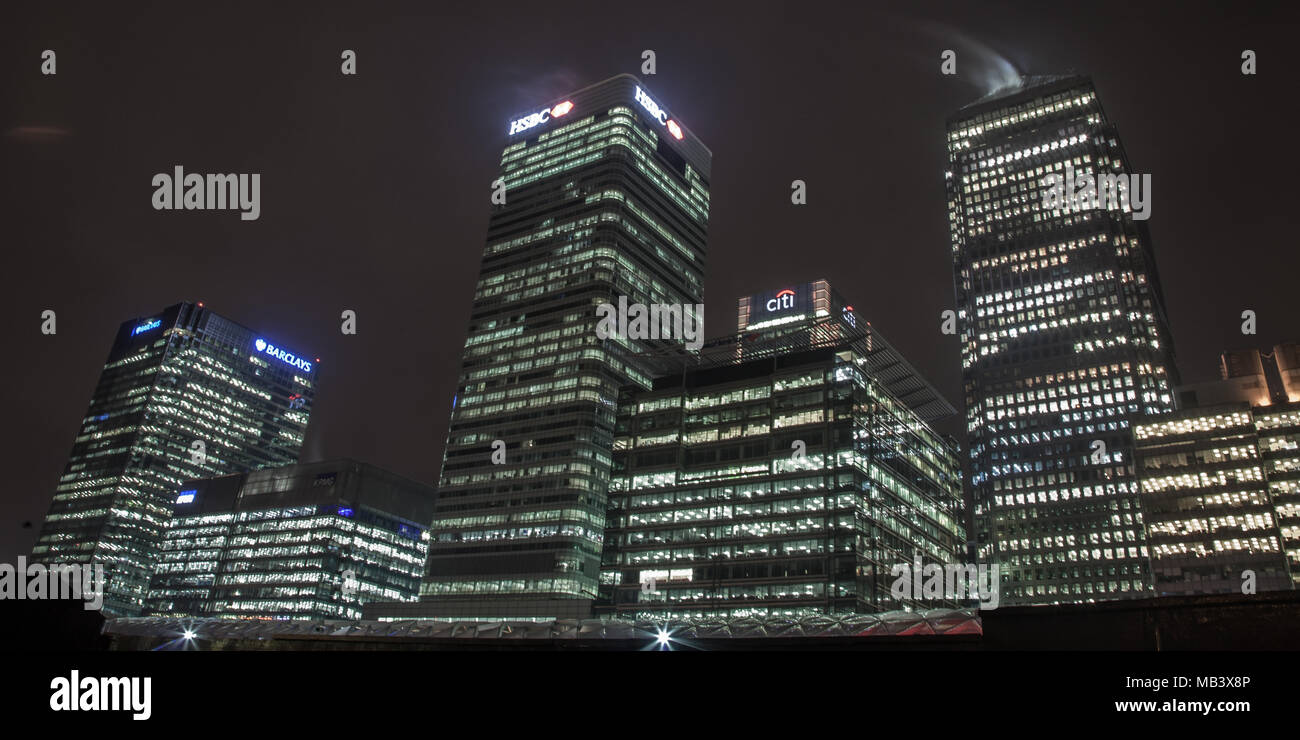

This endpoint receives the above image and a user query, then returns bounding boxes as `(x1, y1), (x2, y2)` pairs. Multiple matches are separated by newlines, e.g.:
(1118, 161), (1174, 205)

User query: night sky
(4, 1), (1298, 562)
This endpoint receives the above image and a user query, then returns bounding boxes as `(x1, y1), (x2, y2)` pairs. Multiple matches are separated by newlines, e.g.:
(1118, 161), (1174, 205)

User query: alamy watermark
(595, 296), (704, 351)
(50, 670), (150, 720)
(152, 165), (261, 221)
(0, 557), (103, 610)
(1040, 161), (1151, 221)
(890, 556), (1000, 610)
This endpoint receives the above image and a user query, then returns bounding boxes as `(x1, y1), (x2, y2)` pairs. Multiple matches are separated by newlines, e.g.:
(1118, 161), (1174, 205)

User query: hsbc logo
(635, 86), (668, 123)
(634, 86), (684, 140)
(508, 100), (574, 136)
(766, 289), (796, 312)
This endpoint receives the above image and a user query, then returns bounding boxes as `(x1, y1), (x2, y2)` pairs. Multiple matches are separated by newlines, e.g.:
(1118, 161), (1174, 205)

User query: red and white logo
(766, 289), (796, 312)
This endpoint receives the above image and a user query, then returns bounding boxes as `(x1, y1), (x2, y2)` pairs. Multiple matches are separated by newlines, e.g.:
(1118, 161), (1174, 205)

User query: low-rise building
(147, 459), (435, 620)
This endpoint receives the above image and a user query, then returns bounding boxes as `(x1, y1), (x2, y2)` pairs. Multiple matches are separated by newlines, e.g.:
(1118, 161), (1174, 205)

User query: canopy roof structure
(105, 608), (981, 646)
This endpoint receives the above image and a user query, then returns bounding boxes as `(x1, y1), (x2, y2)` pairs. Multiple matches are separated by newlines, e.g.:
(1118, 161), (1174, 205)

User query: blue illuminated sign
(254, 338), (312, 372)
(337, 506), (354, 518)
(175, 490), (196, 504)
(132, 318), (162, 336)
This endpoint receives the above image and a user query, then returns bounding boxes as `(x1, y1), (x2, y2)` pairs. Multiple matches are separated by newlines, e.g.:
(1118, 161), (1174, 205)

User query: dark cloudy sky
(3, 1), (1297, 561)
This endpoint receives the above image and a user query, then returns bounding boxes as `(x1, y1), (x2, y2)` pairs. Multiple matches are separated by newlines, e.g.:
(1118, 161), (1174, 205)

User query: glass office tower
(33, 302), (318, 616)
(417, 75), (711, 618)
(946, 75), (1179, 605)
(599, 284), (965, 619)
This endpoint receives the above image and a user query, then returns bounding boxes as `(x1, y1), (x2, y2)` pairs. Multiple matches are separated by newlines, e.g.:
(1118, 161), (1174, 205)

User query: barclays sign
(254, 338), (312, 372)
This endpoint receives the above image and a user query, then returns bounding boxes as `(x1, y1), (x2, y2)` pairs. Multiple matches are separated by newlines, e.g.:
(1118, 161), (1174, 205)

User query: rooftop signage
(635, 86), (684, 140)
(508, 100), (574, 136)
(254, 338), (312, 373)
(766, 289), (796, 312)
(132, 318), (162, 336)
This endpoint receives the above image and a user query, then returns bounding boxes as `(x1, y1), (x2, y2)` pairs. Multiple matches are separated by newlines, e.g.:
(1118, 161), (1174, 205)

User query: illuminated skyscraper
(33, 302), (318, 616)
(946, 75), (1179, 605)
(411, 75), (711, 619)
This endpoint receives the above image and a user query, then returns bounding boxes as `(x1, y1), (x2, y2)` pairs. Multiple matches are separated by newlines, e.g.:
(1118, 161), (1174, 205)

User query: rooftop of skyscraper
(953, 73), (1090, 118)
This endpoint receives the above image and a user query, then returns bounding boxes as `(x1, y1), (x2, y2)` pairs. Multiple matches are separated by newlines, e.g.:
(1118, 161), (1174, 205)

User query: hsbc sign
(508, 100), (574, 136)
(635, 86), (668, 123)
(634, 86), (684, 140)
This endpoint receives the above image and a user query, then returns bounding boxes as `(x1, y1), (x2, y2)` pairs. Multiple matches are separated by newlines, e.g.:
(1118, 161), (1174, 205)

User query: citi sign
(766, 289), (796, 312)
(254, 338), (312, 372)
(508, 100), (574, 136)
(634, 87), (684, 140)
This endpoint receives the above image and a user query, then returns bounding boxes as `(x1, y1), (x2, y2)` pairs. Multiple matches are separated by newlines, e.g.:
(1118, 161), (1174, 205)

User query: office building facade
(946, 75), (1179, 604)
(736, 280), (956, 423)
(147, 459), (435, 620)
(1133, 404), (1292, 595)
(1164, 345), (1300, 588)
(1257, 403), (1300, 585)
(599, 284), (965, 619)
(33, 302), (318, 615)
(419, 74), (711, 618)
